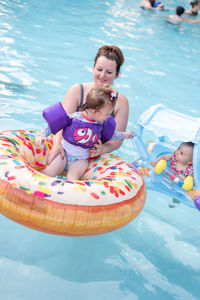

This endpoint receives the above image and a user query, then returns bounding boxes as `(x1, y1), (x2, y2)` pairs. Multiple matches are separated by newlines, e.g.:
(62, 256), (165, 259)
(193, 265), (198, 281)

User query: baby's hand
(151, 158), (160, 167)
(35, 135), (46, 147)
(151, 161), (156, 167)
(178, 173), (186, 181)
(125, 131), (134, 139)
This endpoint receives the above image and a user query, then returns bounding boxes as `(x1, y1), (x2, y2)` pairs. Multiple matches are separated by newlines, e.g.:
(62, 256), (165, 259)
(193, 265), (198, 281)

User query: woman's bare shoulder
(114, 92), (129, 130)
(117, 92), (129, 108)
(67, 83), (82, 93)
(62, 83), (82, 113)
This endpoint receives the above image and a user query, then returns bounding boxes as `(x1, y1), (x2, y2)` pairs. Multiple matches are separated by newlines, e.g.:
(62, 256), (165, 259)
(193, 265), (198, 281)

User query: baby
(151, 142), (194, 180)
(36, 84), (134, 180)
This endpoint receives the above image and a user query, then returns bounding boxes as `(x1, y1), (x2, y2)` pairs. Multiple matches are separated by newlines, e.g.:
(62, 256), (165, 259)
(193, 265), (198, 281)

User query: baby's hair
(180, 142), (194, 149)
(179, 142), (194, 159)
(82, 84), (117, 111)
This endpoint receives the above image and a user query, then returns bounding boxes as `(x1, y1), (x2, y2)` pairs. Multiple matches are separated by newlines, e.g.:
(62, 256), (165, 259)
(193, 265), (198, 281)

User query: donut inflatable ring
(0, 130), (146, 236)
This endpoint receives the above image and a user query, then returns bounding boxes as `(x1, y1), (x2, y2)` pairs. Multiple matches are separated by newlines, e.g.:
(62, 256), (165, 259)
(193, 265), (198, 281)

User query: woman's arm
(47, 130), (64, 164)
(90, 93), (129, 157)
(47, 84), (82, 164)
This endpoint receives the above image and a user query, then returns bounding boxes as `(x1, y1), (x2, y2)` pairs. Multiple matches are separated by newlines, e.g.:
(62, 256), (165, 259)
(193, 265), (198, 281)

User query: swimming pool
(0, 0), (200, 299)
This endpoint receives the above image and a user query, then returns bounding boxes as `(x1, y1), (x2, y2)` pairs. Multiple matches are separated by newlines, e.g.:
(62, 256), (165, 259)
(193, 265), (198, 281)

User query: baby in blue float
(151, 142), (194, 180)
(151, 142), (194, 189)
(36, 84), (134, 180)
(133, 103), (200, 209)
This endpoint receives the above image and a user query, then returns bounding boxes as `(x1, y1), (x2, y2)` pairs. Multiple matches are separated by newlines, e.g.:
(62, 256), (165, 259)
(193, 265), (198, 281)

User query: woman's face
(93, 56), (118, 87)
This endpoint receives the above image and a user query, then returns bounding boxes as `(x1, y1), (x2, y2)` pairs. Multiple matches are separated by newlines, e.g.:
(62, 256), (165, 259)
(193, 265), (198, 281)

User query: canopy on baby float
(136, 104), (200, 144)
(134, 104), (200, 210)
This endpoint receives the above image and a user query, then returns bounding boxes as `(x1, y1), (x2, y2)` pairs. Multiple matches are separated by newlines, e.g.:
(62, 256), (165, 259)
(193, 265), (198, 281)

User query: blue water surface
(0, 0), (200, 299)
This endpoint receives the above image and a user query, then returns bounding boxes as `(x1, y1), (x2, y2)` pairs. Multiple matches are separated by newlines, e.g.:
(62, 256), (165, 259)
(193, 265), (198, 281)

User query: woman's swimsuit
(76, 84), (84, 111)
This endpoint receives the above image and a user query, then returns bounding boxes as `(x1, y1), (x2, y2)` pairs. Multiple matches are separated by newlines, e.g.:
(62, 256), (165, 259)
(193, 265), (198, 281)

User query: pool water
(0, 0), (200, 299)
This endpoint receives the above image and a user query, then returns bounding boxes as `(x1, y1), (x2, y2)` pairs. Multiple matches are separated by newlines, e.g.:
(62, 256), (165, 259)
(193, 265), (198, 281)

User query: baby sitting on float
(36, 84), (134, 181)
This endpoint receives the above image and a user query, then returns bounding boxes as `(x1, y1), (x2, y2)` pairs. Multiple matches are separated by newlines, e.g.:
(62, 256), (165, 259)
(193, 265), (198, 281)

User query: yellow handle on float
(154, 159), (167, 174)
(182, 175), (193, 191)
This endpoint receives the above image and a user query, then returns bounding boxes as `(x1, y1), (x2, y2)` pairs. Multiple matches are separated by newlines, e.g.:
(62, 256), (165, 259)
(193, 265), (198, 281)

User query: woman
(47, 45), (129, 165)
(186, 1), (200, 16)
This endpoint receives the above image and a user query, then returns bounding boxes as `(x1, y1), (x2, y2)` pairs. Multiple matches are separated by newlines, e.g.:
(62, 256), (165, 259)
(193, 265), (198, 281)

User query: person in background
(140, 0), (164, 10)
(46, 45), (129, 167)
(185, 1), (200, 16)
(150, 0), (165, 9)
(168, 6), (200, 23)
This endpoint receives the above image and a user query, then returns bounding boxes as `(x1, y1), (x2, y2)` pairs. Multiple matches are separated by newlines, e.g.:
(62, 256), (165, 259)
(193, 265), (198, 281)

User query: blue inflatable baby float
(133, 104), (200, 210)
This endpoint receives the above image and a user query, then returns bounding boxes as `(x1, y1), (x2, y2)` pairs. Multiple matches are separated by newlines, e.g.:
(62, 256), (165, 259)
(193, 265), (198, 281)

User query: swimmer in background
(150, 0), (165, 9)
(141, 0), (164, 10)
(36, 85), (134, 181)
(168, 6), (200, 24)
(185, 1), (200, 16)
(151, 142), (194, 180)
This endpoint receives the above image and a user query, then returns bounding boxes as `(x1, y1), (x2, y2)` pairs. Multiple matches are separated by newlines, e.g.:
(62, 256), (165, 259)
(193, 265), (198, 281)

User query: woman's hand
(89, 140), (102, 158)
(47, 144), (65, 165)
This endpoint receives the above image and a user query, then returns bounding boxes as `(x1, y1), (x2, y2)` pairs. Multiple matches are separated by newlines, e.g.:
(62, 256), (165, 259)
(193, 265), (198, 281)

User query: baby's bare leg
(67, 159), (89, 180)
(40, 154), (66, 177)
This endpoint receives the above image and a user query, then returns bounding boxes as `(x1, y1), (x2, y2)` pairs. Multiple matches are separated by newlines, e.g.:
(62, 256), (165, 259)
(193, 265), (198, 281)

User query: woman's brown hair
(94, 45), (124, 76)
